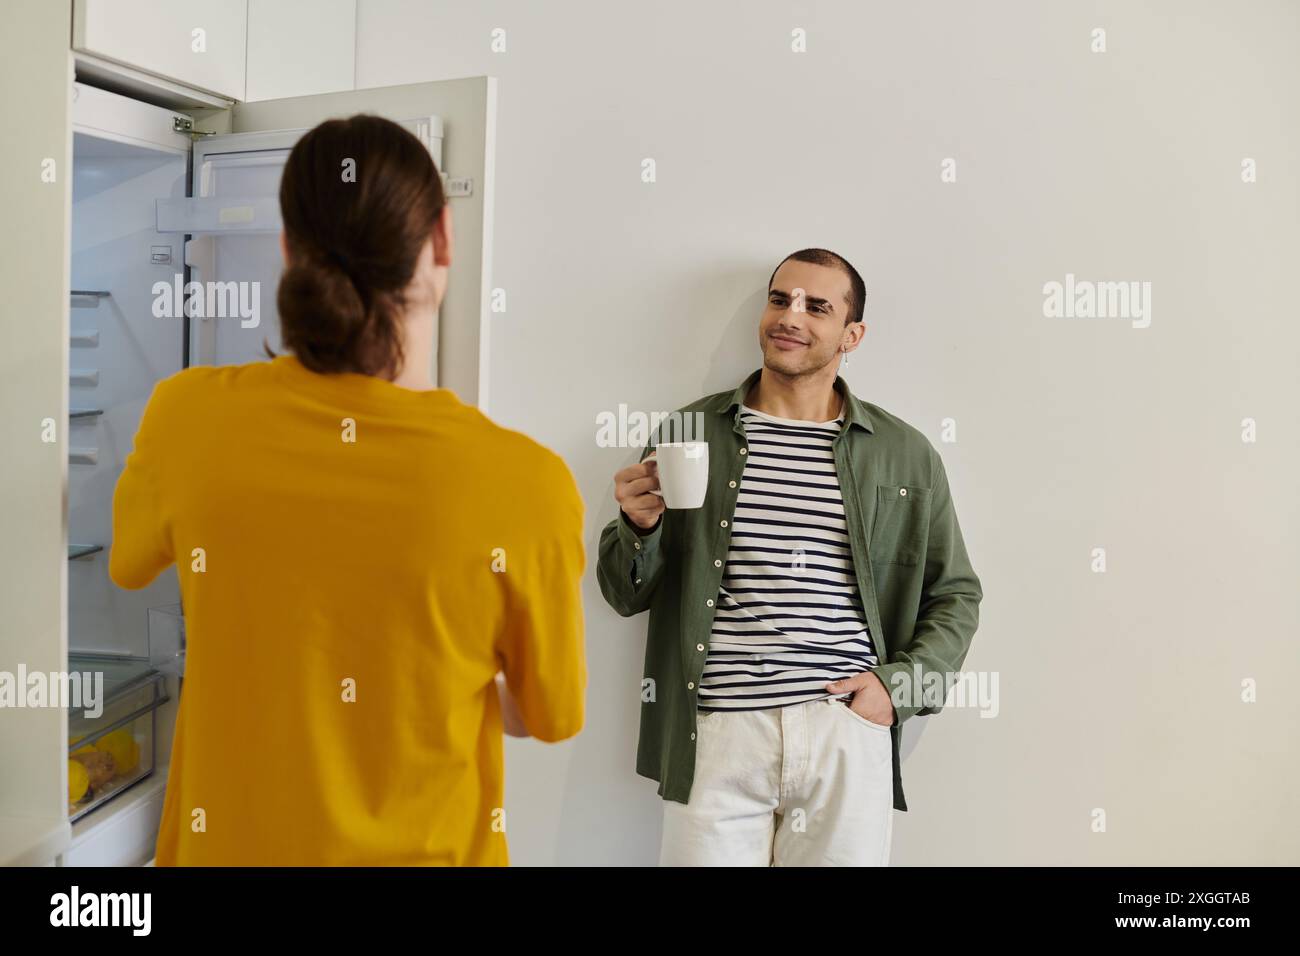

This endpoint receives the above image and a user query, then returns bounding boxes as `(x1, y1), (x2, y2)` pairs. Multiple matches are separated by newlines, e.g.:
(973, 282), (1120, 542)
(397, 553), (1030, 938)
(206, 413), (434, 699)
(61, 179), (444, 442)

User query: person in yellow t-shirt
(109, 114), (586, 866)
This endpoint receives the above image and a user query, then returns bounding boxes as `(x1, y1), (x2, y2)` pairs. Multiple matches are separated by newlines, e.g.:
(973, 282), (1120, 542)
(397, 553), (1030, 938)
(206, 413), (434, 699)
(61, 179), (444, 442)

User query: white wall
(246, 0), (356, 102)
(355, 0), (1300, 865)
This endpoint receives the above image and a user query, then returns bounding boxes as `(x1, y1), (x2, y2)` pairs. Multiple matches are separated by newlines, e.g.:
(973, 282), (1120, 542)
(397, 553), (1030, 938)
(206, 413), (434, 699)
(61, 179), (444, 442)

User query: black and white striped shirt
(698, 403), (878, 712)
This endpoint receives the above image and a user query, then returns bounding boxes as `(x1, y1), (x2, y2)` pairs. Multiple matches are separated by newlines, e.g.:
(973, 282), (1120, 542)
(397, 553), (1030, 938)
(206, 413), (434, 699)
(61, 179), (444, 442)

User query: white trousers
(659, 696), (894, 866)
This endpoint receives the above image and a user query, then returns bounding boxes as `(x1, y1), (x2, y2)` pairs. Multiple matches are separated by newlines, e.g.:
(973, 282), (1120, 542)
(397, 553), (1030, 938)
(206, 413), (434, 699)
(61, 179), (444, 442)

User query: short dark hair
(767, 248), (866, 324)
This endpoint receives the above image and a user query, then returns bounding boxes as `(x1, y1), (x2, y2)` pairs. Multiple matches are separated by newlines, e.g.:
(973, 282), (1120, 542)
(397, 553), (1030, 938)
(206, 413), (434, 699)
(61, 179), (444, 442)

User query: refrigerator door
(229, 79), (494, 409)
(164, 120), (443, 369)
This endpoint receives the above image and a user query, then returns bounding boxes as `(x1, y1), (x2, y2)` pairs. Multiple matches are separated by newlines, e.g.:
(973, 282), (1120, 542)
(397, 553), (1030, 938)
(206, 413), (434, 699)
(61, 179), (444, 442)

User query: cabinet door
(245, 0), (355, 102)
(198, 79), (496, 409)
(0, 0), (74, 868)
(73, 0), (248, 101)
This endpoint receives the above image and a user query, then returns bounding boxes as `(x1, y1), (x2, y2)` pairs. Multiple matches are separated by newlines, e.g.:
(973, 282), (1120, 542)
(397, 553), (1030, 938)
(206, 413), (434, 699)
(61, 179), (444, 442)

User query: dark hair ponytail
(276, 114), (445, 377)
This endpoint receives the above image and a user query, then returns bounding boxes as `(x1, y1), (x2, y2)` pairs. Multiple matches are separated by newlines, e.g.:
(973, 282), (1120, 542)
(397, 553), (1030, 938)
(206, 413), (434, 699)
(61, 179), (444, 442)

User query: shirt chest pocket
(869, 484), (932, 567)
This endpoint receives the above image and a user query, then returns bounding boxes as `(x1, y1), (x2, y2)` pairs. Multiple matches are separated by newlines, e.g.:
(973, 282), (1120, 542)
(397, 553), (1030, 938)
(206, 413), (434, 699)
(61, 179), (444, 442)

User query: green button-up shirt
(596, 368), (983, 811)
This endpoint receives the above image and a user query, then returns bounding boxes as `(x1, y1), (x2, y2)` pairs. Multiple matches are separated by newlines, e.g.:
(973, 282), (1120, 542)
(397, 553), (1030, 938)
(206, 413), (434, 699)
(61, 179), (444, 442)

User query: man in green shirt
(597, 248), (983, 866)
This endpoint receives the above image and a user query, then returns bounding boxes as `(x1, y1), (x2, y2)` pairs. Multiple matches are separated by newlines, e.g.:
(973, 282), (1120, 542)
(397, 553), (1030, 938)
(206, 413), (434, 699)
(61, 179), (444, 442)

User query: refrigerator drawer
(67, 659), (169, 823)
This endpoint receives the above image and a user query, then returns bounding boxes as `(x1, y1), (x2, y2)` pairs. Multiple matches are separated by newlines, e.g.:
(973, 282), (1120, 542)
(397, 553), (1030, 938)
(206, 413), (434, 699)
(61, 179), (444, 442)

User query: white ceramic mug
(647, 442), (709, 509)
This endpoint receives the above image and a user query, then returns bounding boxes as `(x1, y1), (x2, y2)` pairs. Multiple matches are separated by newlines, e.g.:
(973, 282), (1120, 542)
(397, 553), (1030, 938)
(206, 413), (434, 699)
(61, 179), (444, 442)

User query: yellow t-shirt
(109, 355), (586, 865)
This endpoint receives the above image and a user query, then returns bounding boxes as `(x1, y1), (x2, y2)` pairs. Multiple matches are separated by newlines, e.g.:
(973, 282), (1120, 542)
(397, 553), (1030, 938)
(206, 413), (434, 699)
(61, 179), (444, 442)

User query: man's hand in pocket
(825, 670), (895, 726)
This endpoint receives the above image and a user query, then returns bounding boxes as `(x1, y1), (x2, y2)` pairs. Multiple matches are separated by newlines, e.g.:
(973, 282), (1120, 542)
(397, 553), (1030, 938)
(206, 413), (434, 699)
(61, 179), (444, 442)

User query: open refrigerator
(61, 80), (448, 864)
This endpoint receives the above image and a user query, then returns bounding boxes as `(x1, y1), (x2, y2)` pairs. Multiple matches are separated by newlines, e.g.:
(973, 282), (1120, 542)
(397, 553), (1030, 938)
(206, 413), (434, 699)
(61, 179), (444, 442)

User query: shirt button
(900, 487), (907, 497)
(696, 643), (705, 652)
(690, 732), (696, 740)
(713, 559), (722, 568)
(720, 520), (728, 528)
(739, 448), (747, 456)
(728, 480), (737, 489)
(706, 599), (714, 608)
(633, 540), (641, 549)
(687, 682), (695, 690)
(635, 578), (643, 584)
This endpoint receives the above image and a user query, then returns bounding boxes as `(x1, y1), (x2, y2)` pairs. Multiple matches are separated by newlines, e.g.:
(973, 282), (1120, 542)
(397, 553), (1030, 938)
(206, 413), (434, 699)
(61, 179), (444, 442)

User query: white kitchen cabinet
(73, 0), (249, 101)
(246, 0), (356, 102)
(1, 1), (497, 867)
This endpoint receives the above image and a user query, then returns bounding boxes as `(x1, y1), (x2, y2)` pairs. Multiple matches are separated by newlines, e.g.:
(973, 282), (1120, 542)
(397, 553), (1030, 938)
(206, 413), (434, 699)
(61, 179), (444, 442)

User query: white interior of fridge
(69, 130), (185, 657)
(66, 116), (187, 857)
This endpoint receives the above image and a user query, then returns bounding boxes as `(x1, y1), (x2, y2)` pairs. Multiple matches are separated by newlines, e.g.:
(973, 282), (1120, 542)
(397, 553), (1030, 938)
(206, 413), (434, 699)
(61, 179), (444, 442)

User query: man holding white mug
(597, 248), (983, 866)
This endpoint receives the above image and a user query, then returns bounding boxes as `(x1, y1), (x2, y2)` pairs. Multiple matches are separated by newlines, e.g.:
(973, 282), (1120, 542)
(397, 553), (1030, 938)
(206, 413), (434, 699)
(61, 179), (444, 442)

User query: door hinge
(172, 116), (214, 137)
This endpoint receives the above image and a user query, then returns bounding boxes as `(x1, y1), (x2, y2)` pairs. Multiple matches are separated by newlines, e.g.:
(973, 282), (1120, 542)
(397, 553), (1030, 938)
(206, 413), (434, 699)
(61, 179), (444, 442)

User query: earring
(842, 346), (849, 367)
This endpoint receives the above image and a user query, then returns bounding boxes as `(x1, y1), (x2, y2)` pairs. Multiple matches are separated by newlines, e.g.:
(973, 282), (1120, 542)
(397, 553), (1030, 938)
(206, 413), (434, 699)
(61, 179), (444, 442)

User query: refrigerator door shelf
(161, 115), (443, 239)
(155, 194), (281, 235)
(70, 290), (111, 306)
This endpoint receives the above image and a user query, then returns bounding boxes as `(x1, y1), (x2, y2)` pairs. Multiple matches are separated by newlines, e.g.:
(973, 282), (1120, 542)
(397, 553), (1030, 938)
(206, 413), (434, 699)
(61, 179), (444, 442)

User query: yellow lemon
(94, 729), (140, 775)
(68, 759), (90, 803)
